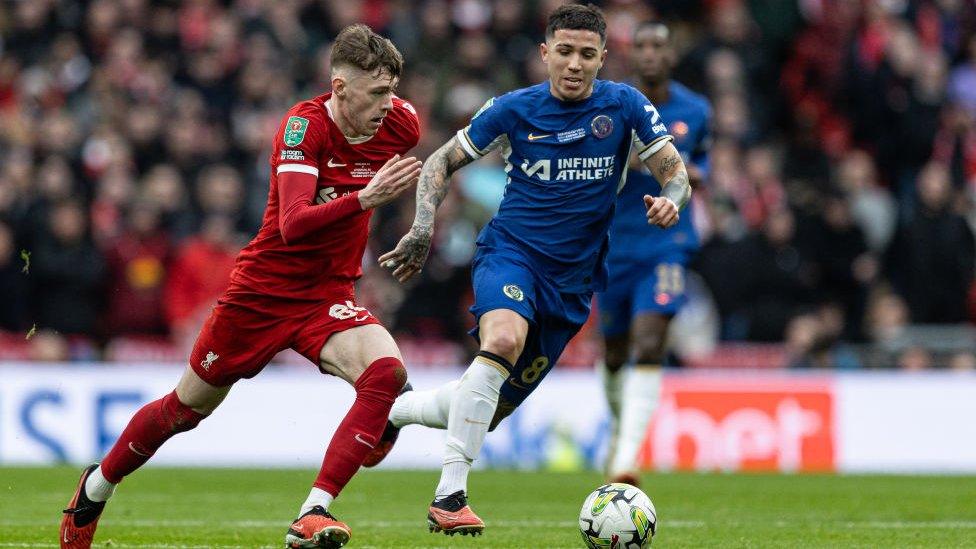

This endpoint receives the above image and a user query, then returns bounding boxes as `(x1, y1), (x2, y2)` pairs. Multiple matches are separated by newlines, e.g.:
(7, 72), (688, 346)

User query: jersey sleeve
(389, 98), (421, 154)
(623, 85), (674, 162)
(456, 96), (511, 159)
(277, 172), (362, 244)
(270, 103), (365, 244)
(400, 99), (421, 152)
(271, 104), (327, 178)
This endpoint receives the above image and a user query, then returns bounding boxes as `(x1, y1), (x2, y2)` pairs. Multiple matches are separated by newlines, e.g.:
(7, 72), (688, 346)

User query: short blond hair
(331, 24), (403, 79)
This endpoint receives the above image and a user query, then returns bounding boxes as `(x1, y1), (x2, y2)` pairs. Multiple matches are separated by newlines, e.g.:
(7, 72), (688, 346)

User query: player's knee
(355, 357), (407, 401)
(481, 331), (523, 363)
(160, 391), (207, 434)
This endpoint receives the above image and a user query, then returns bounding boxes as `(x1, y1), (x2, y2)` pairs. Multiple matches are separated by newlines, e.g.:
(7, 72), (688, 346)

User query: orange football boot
(427, 490), (485, 536)
(285, 506), (351, 548)
(60, 464), (106, 549)
(610, 471), (641, 488)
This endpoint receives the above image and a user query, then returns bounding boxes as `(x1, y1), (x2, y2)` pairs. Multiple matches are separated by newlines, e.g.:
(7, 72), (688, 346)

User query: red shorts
(189, 288), (381, 386)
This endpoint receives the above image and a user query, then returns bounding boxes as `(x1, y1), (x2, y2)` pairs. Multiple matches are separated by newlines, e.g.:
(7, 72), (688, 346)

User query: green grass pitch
(2, 467), (976, 548)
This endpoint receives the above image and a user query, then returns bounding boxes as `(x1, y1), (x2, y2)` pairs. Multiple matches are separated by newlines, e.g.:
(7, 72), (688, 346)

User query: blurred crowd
(0, 0), (974, 369)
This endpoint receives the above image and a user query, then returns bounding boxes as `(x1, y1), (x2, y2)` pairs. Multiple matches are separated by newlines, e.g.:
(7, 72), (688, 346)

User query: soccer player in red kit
(60, 24), (421, 549)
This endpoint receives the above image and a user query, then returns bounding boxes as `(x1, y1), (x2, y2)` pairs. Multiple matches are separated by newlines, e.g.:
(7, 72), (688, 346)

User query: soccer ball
(578, 483), (656, 548)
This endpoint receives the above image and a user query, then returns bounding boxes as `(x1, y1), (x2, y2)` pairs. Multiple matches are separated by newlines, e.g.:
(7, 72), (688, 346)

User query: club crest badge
(283, 116), (309, 147)
(591, 114), (613, 139)
(503, 284), (524, 302)
(200, 351), (219, 370)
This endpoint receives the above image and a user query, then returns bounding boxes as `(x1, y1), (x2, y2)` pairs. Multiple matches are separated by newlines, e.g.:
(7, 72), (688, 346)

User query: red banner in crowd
(638, 376), (836, 472)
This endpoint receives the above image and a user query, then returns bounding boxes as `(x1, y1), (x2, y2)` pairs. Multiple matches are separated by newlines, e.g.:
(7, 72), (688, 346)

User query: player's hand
(358, 154), (423, 210)
(378, 226), (432, 283)
(644, 194), (679, 228)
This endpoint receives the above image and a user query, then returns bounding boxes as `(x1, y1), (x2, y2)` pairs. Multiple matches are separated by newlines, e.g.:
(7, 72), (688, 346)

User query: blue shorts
(469, 245), (591, 414)
(598, 251), (690, 338)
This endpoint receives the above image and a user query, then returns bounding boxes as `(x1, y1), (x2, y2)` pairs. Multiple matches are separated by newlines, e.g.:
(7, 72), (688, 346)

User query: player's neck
(639, 80), (670, 106)
(324, 97), (371, 142)
(548, 81), (595, 102)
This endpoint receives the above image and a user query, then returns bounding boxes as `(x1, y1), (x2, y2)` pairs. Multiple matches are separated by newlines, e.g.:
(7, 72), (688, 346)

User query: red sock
(100, 391), (206, 483)
(314, 357), (406, 496)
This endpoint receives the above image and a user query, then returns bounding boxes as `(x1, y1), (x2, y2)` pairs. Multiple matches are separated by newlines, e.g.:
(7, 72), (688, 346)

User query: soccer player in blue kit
(375, 4), (691, 535)
(600, 22), (712, 487)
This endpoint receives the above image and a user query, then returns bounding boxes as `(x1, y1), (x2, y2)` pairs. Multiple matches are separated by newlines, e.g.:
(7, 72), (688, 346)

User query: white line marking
(2, 518), (703, 528)
(5, 519), (972, 549)
(0, 543), (586, 549)
(845, 521), (976, 529)
(7, 519), (975, 529)
(0, 542), (280, 549)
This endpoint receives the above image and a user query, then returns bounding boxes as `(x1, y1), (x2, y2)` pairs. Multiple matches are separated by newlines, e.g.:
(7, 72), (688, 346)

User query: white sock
(299, 487), (335, 515)
(84, 466), (117, 503)
(435, 462), (470, 501)
(390, 380), (458, 429)
(435, 355), (507, 498)
(609, 366), (662, 478)
(598, 360), (625, 473)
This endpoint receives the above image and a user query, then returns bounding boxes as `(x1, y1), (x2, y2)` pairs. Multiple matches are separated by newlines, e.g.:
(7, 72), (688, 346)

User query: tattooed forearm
(646, 141), (683, 184)
(660, 168), (691, 209)
(647, 142), (692, 209)
(413, 137), (474, 230)
(657, 151), (681, 180)
(380, 136), (477, 282)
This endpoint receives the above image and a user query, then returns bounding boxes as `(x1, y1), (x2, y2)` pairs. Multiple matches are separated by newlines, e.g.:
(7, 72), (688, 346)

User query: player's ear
(332, 75), (346, 98)
(599, 48), (608, 66)
(540, 42), (549, 63)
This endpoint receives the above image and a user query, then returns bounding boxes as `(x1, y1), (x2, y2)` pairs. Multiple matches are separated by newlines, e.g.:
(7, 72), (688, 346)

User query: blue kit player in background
(599, 21), (712, 487)
(372, 4), (691, 537)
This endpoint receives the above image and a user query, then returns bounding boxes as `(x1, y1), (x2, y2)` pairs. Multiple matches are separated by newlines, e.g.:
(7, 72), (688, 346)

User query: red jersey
(228, 92), (420, 302)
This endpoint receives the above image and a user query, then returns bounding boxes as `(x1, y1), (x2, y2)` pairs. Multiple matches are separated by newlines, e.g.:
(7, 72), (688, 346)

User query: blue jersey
(608, 81), (711, 263)
(457, 80), (673, 293)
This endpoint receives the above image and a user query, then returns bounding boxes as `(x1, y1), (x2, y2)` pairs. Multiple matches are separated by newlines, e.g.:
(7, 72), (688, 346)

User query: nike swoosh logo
(463, 418), (489, 425)
(527, 133), (552, 141)
(354, 315), (370, 322)
(354, 433), (375, 448)
(431, 509), (463, 520)
(64, 531), (70, 543)
(129, 442), (151, 456)
(327, 158), (346, 167)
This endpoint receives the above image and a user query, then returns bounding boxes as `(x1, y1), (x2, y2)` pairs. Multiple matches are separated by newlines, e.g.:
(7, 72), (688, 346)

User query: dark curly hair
(545, 3), (607, 43)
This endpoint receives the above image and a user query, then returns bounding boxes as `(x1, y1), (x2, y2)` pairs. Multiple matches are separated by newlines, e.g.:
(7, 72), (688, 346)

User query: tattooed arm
(378, 136), (476, 282)
(641, 141), (690, 228)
